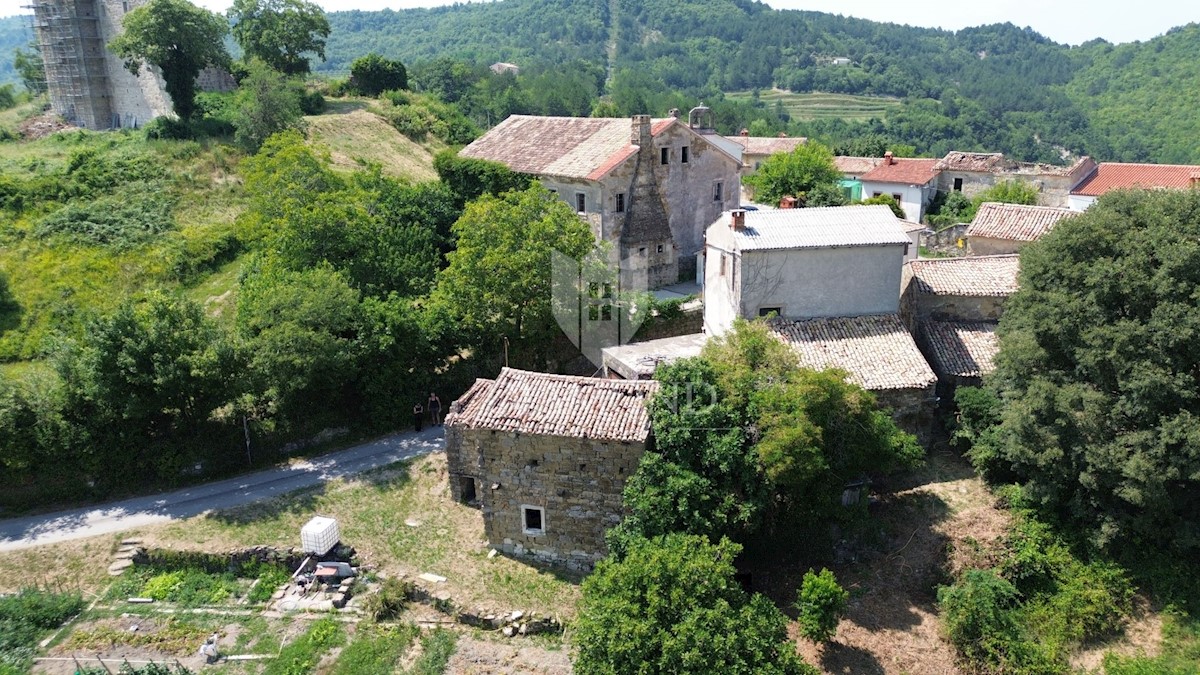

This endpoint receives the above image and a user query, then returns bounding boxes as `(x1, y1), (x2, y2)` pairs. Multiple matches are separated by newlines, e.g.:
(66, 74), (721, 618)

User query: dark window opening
(758, 307), (781, 317)
(459, 476), (477, 502)
(953, 177), (963, 191)
(576, 193), (586, 212)
(615, 192), (625, 213)
(681, 147), (689, 163)
(661, 147), (669, 164)
(529, 458), (539, 468)
(523, 507), (544, 533)
(713, 182), (723, 202)
(892, 193), (903, 203)
(588, 282), (614, 321)
(656, 244), (664, 254)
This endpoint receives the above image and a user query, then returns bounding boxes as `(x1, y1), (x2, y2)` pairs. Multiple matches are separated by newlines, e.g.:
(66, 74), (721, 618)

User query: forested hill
(0, 16), (31, 87)
(319, 0), (1200, 164)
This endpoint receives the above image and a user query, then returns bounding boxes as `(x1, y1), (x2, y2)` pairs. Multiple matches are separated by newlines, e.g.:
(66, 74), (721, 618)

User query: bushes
(362, 577), (414, 622)
(796, 568), (848, 642)
(0, 589), (84, 672)
(141, 569), (240, 607)
(34, 182), (177, 248)
(263, 616), (344, 675)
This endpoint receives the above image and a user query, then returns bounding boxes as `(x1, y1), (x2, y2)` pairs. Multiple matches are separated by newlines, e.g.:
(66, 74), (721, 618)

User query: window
(638, 247), (646, 255)
(588, 282), (614, 322)
(547, 188), (557, 194)
(656, 244), (664, 254)
(713, 182), (723, 202)
(615, 193), (625, 213)
(953, 177), (964, 191)
(661, 147), (670, 165)
(758, 307), (781, 317)
(681, 146), (689, 163)
(872, 192), (883, 198)
(892, 193), (903, 203)
(575, 193), (586, 212)
(522, 506), (545, 535)
(719, 254), (727, 276)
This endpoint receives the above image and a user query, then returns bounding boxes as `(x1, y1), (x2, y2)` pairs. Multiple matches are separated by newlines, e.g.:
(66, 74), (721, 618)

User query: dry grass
(305, 109), (442, 183)
(0, 535), (118, 598)
(139, 453), (581, 618)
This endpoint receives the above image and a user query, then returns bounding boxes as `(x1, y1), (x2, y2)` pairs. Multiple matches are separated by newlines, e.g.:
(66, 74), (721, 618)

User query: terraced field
(727, 89), (902, 121)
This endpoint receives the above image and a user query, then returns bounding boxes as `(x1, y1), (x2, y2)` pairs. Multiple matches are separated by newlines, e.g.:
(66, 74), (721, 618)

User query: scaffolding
(26, 0), (112, 129)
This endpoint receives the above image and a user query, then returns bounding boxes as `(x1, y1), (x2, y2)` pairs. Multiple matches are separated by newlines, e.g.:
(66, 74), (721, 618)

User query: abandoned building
(458, 108), (743, 287)
(724, 130), (807, 177)
(900, 255), (1019, 399)
(703, 205), (912, 335)
(933, 151), (1097, 209)
(28, 0), (234, 130)
(1067, 161), (1200, 210)
(444, 368), (658, 570)
(966, 202), (1077, 255)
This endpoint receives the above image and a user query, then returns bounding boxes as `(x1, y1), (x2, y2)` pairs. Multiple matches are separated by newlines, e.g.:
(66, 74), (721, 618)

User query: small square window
(615, 193), (625, 213)
(576, 193), (586, 212)
(661, 147), (669, 165)
(758, 307), (781, 317)
(892, 193), (903, 202)
(953, 177), (963, 191)
(656, 244), (664, 254)
(681, 147), (689, 163)
(522, 505), (545, 535)
(638, 247), (647, 254)
(713, 182), (723, 202)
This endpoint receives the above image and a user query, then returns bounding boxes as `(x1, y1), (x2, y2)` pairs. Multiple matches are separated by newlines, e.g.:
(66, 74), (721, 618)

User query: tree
(796, 568), (849, 642)
(859, 193), (906, 218)
(977, 189), (1200, 555)
(231, 59), (305, 151)
(229, 0), (330, 76)
(433, 150), (531, 207)
(744, 141), (842, 206)
(349, 53), (408, 96)
(574, 534), (817, 675)
(108, 0), (230, 121)
(13, 43), (47, 96)
(432, 184), (594, 367)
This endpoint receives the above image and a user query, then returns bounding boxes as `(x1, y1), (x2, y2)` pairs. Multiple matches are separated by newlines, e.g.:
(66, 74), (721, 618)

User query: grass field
(726, 89), (902, 121)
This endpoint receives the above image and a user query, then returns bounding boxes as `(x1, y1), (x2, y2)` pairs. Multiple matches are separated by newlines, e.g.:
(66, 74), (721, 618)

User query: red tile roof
(768, 315), (937, 391)
(921, 321), (1000, 379)
(834, 156), (884, 176)
(967, 202), (1077, 243)
(1071, 162), (1200, 197)
(905, 255), (1020, 297)
(445, 368), (658, 442)
(459, 115), (678, 181)
(860, 157), (940, 185)
(725, 135), (807, 156)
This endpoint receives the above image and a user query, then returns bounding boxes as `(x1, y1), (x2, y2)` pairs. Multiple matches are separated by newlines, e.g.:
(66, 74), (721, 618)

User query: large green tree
(349, 53), (408, 96)
(231, 59), (305, 151)
(743, 140), (842, 206)
(574, 534), (817, 675)
(229, 0), (330, 76)
(13, 43), (47, 96)
(108, 0), (230, 120)
(976, 189), (1200, 554)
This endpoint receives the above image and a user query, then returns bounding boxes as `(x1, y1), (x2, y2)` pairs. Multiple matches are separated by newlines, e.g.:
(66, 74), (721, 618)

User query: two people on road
(414, 392), (443, 432)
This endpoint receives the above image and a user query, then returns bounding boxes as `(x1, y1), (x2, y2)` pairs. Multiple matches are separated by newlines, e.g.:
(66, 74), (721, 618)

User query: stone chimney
(668, 108), (680, 118)
(632, 115), (652, 147)
(730, 209), (746, 230)
(739, 128), (749, 136)
(778, 132), (788, 138)
(780, 196), (797, 209)
(884, 151), (895, 165)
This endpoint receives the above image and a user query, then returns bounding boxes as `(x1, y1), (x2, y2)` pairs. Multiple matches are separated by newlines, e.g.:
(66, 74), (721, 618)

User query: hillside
(0, 15), (31, 87)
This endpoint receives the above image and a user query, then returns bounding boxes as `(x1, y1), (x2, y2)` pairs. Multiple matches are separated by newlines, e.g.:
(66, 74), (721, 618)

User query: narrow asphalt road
(0, 426), (446, 552)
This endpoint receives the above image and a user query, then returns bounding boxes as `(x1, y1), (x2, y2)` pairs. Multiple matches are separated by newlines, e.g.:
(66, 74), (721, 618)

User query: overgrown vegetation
(262, 616), (345, 675)
(332, 623), (419, 674)
(0, 588), (84, 673)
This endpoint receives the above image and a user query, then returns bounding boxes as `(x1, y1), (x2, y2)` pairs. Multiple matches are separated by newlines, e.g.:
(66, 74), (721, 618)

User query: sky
(3, 0), (1195, 46)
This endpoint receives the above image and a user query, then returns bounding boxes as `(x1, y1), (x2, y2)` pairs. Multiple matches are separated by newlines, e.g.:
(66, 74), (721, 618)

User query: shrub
(247, 564), (291, 603)
(144, 116), (193, 140)
(362, 577), (414, 622)
(796, 568), (848, 642)
(938, 569), (1021, 663)
(34, 181), (177, 248)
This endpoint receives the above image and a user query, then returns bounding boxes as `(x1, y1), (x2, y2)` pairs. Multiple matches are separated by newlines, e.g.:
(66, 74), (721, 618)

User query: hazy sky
(4, 0), (1194, 46)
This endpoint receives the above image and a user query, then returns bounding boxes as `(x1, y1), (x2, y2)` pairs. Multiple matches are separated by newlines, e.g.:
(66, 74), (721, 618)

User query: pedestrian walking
(428, 392), (442, 426)
(413, 402), (424, 432)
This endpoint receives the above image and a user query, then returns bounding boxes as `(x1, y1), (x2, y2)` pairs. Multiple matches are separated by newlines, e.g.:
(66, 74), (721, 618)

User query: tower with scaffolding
(27, 0), (173, 129)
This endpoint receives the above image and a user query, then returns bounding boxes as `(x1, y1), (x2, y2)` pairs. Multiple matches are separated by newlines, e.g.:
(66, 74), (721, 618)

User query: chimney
(884, 151), (894, 165)
(668, 108), (680, 118)
(778, 132), (788, 138)
(1191, 172), (1200, 189)
(730, 209), (746, 230)
(739, 128), (749, 136)
(779, 196), (797, 209)
(632, 115), (652, 147)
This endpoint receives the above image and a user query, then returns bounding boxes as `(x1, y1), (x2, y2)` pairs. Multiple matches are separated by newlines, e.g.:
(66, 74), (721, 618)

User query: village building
(703, 205), (912, 335)
(834, 156), (884, 202)
(459, 108), (742, 287)
(934, 151), (1097, 208)
(1068, 162), (1200, 210)
(900, 255), (1019, 399)
(600, 333), (706, 380)
(966, 202), (1077, 255)
(725, 130), (807, 178)
(858, 153), (941, 222)
(443, 369), (658, 570)
(489, 62), (520, 75)
(900, 220), (925, 262)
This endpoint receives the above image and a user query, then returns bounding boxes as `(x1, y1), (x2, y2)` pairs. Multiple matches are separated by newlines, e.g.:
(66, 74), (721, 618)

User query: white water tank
(300, 516), (340, 555)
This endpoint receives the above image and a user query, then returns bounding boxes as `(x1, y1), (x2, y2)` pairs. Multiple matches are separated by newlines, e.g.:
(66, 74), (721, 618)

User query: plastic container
(300, 516), (340, 555)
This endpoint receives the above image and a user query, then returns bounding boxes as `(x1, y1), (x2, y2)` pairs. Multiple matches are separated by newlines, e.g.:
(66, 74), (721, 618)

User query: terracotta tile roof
(922, 321), (1000, 379)
(901, 219), (927, 234)
(860, 157), (940, 185)
(458, 115), (675, 181)
(906, 255), (1020, 297)
(967, 202), (1076, 242)
(834, 156), (884, 176)
(447, 368), (658, 442)
(719, 205), (911, 251)
(725, 135), (807, 156)
(1070, 162), (1200, 197)
(935, 151), (1006, 172)
(768, 315), (937, 391)
(445, 378), (495, 425)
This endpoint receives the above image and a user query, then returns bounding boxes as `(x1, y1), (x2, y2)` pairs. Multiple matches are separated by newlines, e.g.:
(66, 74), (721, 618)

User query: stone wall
(451, 428), (644, 570)
(968, 235), (1023, 257)
(875, 384), (937, 445)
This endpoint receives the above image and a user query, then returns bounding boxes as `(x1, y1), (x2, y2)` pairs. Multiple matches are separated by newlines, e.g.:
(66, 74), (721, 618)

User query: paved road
(0, 426), (446, 552)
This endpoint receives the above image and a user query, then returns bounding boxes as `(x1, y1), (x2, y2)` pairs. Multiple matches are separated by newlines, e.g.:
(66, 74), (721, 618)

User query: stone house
(934, 151), (1097, 208)
(1068, 162), (1200, 211)
(444, 368), (658, 570)
(900, 255), (1019, 399)
(858, 153), (941, 222)
(725, 130), (807, 178)
(703, 205), (912, 336)
(966, 202), (1076, 255)
(459, 108), (743, 287)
